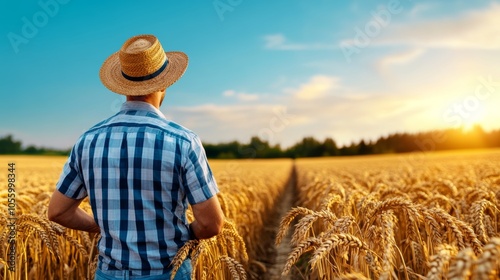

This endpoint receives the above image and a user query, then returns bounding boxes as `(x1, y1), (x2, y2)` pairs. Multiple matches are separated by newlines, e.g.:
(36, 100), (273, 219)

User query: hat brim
(99, 51), (188, 96)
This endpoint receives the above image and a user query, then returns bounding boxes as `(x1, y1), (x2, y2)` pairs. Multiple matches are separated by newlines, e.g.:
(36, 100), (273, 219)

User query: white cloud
(165, 75), (432, 147)
(378, 48), (425, 72)
(263, 33), (337, 51)
(291, 75), (340, 101)
(223, 90), (235, 97)
(237, 93), (260, 102)
(374, 3), (500, 50)
(166, 75), (436, 147)
(222, 90), (259, 101)
(408, 3), (436, 17)
(164, 103), (296, 146)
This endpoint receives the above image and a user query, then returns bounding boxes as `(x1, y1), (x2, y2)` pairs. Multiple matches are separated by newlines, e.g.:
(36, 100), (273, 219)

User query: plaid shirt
(56, 101), (219, 276)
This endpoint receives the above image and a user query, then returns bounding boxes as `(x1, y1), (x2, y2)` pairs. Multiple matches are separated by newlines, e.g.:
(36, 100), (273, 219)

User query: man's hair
(127, 95), (150, 101)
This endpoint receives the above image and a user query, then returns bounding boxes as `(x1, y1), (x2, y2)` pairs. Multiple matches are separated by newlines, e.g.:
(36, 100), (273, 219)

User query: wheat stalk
(426, 244), (455, 280)
(447, 247), (475, 280)
(276, 207), (315, 246)
(309, 233), (367, 270)
(282, 237), (321, 276)
(472, 237), (500, 280)
(170, 239), (198, 280)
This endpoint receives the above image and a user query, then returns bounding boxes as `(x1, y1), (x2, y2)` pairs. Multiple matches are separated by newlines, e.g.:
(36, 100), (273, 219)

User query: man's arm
(47, 190), (100, 233)
(190, 196), (224, 239)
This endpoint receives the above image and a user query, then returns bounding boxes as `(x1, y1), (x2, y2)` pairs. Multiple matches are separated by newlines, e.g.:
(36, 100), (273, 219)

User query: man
(48, 34), (224, 279)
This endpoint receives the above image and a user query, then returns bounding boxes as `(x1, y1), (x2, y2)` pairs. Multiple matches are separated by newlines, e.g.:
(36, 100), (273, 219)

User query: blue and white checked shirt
(56, 101), (219, 275)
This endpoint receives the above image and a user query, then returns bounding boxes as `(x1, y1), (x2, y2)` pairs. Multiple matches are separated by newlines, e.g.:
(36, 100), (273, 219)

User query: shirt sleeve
(55, 141), (87, 199)
(182, 135), (219, 205)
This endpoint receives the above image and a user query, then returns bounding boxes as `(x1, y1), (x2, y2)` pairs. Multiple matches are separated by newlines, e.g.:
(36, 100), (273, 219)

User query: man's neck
(126, 91), (162, 109)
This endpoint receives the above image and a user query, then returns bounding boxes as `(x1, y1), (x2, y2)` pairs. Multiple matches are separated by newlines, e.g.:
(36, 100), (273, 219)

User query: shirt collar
(120, 101), (167, 119)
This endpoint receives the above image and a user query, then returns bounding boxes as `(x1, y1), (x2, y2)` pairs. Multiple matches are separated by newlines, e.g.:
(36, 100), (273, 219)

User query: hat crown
(119, 35), (167, 78)
(125, 39), (152, 53)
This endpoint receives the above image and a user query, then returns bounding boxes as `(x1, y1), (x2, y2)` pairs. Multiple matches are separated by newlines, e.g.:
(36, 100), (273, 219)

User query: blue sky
(2, 0), (500, 149)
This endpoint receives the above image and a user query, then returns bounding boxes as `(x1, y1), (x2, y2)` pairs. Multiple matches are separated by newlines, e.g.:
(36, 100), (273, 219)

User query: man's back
(57, 101), (218, 275)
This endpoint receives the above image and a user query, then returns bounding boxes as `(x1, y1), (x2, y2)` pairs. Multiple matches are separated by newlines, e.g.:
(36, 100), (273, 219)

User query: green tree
(322, 138), (339, 156)
(0, 135), (22, 154)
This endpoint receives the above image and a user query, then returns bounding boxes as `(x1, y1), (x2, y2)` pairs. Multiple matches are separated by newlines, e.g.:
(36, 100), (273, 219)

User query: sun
(460, 113), (484, 132)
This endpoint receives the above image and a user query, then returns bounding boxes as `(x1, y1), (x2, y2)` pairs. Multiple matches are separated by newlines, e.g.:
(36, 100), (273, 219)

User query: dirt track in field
(260, 166), (297, 280)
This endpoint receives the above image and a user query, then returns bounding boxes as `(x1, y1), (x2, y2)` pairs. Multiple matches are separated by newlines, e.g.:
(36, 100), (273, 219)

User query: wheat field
(0, 149), (499, 279)
(278, 149), (500, 279)
(0, 156), (293, 279)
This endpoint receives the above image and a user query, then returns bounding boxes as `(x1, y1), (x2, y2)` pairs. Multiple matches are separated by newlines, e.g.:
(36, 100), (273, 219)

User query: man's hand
(48, 190), (100, 233)
(190, 196), (224, 239)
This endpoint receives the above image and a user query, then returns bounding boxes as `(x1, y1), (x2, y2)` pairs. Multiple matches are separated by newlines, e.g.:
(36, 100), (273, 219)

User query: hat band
(121, 59), (168, 82)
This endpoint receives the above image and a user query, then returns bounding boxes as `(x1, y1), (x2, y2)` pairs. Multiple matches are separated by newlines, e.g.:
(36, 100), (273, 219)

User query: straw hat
(99, 34), (188, 96)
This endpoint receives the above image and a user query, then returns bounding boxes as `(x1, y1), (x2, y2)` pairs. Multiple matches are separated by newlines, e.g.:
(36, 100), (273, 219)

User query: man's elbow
(202, 218), (224, 238)
(47, 206), (61, 223)
(47, 201), (66, 224)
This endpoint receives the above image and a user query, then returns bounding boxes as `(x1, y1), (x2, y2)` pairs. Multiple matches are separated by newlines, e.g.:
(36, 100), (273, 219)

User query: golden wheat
(278, 149), (500, 279)
(2, 149), (500, 279)
(0, 156), (293, 279)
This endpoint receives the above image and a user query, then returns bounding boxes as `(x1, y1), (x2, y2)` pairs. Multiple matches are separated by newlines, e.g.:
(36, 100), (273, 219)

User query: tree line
(1, 125), (499, 158)
(0, 135), (70, 155)
(206, 125), (500, 158)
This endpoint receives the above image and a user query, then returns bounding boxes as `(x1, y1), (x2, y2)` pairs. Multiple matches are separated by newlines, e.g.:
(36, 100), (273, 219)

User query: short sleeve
(56, 142), (87, 199)
(182, 135), (219, 205)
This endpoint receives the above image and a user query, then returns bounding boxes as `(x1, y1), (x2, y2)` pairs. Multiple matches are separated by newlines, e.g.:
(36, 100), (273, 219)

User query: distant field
(0, 149), (499, 279)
